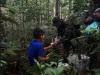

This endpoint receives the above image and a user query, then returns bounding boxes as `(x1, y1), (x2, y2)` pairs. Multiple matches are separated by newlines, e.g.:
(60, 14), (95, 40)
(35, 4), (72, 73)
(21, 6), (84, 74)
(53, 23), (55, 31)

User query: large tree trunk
(0, 1), (7, 50)
(55, 0), (61, 17)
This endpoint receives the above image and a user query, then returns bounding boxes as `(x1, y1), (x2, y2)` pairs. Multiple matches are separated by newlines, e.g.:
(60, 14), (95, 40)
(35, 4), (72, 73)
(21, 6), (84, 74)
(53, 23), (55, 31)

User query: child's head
(33, 28), (45, 41)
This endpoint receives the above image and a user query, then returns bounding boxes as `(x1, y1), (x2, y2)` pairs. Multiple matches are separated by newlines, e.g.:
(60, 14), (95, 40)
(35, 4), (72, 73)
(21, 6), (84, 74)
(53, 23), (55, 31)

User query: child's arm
(44, 45), (52, 50)
(44, 42), (55, 51)
(38, 56), (49, 61)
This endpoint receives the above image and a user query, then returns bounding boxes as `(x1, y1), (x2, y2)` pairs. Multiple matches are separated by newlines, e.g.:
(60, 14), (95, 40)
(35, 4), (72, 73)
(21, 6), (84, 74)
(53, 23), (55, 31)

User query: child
(27, 28), (53, 65)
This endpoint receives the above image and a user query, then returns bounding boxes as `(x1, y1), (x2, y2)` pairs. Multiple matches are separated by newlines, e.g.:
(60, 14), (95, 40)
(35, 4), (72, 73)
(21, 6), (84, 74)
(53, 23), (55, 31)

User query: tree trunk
(55, 0), (61, 17)
(0, 2), (7, 50)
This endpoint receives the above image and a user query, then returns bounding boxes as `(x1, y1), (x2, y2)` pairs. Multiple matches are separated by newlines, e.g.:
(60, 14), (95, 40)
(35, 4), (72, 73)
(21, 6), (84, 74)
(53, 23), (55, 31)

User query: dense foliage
(0, 0), (100, 75)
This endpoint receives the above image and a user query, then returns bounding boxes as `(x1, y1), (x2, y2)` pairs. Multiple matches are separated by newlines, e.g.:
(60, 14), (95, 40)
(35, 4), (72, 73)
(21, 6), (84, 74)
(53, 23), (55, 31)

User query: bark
(55, 0), (60, 17)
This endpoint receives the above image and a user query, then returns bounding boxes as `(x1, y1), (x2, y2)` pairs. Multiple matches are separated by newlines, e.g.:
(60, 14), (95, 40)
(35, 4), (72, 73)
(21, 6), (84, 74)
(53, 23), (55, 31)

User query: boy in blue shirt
(27, 28), (53, 65)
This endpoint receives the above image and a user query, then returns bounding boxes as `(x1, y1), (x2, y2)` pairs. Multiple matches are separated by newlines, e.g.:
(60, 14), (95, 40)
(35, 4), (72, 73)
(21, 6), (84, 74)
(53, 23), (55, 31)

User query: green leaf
(0, 60), (7, 64)
(8, 6), (16, 14)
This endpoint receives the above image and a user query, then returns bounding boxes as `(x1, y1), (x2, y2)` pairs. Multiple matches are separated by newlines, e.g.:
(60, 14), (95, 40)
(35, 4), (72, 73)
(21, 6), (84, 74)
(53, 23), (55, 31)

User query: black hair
(33, 28), (44, 39)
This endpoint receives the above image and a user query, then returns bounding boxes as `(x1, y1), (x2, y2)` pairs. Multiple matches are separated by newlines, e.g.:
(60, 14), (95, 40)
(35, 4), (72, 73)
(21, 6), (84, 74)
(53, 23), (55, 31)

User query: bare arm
(44, 42), (55, 51)
(44, 45), (52, 50)
(38, 56), (49, 61)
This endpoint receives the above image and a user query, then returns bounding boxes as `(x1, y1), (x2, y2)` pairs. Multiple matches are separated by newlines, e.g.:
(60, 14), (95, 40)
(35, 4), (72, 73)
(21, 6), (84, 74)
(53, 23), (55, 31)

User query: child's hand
(46, 42), (55, 49)
(45, 56), (49, 60)
(50, 42), (57, 47)
(50, 42), (55, 47)
(50, 42), (54, 46)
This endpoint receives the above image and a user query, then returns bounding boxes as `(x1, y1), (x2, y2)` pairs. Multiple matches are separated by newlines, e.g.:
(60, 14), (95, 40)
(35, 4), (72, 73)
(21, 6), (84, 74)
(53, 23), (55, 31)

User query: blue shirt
(27, 39), (45, 65)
